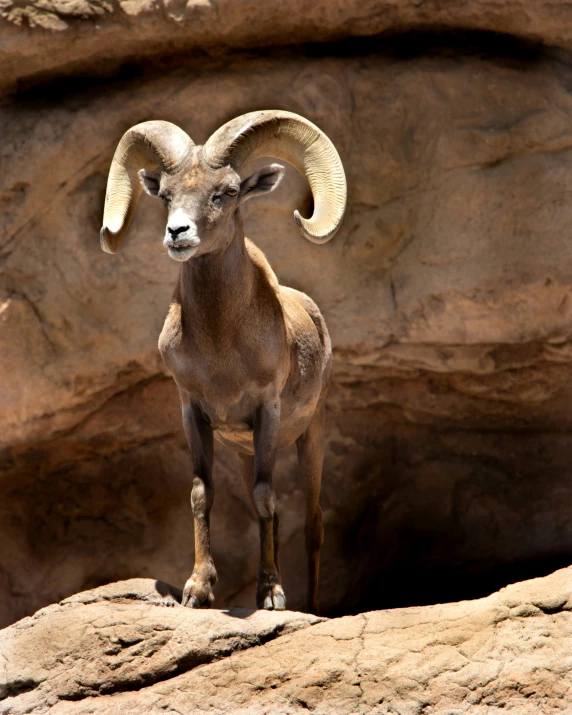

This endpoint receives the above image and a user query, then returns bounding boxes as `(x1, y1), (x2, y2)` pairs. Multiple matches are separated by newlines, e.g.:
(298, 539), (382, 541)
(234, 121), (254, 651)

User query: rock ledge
(1, 569), (572, 714)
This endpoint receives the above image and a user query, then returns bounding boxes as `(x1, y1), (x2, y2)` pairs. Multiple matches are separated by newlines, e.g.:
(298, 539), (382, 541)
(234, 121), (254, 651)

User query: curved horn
(100, 120), (194, 254)
(203, 110), (346, 244)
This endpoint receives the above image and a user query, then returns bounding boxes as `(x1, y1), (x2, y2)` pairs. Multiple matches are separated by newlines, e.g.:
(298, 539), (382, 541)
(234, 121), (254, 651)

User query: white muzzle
(164, 209), (200, 261)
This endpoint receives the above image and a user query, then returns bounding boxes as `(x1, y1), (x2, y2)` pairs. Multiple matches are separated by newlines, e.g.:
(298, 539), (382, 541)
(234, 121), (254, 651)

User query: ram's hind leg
(251, 401), (286, 610)
(296, 402), (326, 614)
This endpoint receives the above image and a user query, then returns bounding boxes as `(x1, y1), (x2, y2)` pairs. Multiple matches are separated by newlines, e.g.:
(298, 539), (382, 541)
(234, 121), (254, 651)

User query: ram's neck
(177, 212), (254, 335)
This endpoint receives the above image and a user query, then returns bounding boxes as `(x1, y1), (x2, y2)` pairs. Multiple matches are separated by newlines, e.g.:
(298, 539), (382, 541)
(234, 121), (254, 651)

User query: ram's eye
(158, 194), (171, 206)
(226, 188), (238, 197)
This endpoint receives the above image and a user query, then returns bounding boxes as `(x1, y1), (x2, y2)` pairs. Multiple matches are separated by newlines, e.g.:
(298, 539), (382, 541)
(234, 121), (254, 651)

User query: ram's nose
(168, 224), (190, 238)
(166, 208), (197, 235)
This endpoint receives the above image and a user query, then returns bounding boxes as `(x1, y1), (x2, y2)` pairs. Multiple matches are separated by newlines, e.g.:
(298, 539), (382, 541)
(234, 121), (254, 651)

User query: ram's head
(100, 111), (347, 262)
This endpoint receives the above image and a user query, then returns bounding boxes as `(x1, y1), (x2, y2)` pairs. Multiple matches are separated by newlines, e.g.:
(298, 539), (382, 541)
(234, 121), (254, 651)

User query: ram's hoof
(257, 582), (286, 611)
(182, 576), (215, 608)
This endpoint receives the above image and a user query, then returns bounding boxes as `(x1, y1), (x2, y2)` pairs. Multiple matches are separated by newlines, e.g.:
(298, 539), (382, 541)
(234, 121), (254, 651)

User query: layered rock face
(2, 1), (572, 627)
(2, 569), (571, 713)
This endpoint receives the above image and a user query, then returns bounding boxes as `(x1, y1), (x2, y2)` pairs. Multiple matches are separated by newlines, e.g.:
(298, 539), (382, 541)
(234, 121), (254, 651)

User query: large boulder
(1, 568), (571, 714)
(2, 1), (572, 626)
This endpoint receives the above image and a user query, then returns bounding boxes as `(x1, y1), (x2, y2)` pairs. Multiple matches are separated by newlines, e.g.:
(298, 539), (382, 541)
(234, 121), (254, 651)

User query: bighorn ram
(100, 110), (346, 613)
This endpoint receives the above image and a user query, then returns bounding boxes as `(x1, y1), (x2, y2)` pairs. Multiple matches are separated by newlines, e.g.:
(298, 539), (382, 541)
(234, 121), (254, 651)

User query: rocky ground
(1, 567), (571, 714)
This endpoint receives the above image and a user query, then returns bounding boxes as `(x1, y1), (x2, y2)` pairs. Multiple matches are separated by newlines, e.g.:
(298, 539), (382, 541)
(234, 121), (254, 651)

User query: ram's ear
(238, 163), (285, 204)
(138, 169), (161, 197)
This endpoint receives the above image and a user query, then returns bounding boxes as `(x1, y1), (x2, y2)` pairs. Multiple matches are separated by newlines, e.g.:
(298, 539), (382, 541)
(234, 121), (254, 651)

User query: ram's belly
(212, 392), (319, 455)
(214, 425), (254, 453)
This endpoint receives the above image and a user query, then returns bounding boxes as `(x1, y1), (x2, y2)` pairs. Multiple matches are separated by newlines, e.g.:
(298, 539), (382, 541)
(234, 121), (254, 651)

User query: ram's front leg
(181, 401), (217, 608)
(253, 400), (286, 610)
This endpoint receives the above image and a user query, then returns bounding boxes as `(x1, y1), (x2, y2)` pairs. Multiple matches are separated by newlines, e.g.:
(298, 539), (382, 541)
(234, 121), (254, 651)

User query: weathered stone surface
(2, 569), (571, 714)
(3, 1), (572, 94)
(0, 578), (323, 713)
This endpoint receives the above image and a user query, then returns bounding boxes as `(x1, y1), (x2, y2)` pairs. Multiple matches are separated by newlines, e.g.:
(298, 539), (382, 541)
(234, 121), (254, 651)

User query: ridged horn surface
(100, 121), (193, 254)
(203, 110), (346, 244)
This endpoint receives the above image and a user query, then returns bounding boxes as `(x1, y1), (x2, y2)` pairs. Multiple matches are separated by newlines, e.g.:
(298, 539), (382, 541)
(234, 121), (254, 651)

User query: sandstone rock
(3, 3), (572, 626)
(3, 1), (572, 94)
(1, 569), (571, 714)
(0, 578), (323, 713)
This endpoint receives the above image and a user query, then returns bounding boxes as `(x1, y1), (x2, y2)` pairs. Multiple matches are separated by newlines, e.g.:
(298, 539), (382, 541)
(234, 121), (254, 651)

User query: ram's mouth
(167, 240), (199, 261)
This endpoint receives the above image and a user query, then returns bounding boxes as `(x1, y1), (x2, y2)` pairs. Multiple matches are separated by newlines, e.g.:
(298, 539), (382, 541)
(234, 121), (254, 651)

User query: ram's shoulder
(279, 287), (329, 348)
(244, 238), (280, 288)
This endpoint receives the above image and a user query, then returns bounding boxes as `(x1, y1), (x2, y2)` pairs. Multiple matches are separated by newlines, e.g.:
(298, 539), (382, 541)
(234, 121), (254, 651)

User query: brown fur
(143, 147), (331, 612)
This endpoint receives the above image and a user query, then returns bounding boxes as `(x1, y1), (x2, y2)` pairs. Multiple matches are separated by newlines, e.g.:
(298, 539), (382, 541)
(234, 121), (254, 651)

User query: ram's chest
(162, 336), (240, 409)
(159, 314), (283, 424)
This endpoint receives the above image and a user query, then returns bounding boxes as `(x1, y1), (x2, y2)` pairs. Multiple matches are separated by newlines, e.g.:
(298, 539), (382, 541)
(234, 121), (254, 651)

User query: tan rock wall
(2, 5), (572, 626)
